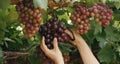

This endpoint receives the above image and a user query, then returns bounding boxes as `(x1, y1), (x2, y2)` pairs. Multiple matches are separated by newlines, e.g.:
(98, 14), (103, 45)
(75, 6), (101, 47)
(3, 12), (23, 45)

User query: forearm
(54, 57), (64, 64)
(54, 61), (64, 64)
(75, 39), (99, 64)
(65, 29), (99, 64)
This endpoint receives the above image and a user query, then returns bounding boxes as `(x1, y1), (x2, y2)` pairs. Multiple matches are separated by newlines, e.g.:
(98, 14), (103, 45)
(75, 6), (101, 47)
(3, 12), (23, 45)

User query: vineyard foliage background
(0, 0), (120, 64)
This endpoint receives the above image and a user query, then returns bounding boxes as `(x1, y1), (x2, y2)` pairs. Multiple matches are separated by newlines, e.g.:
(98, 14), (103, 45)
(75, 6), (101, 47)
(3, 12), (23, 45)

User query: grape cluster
(90, 3), (113, 27)
(16, 0), (41, 38)
(39, 17), (71, 49)
(63, 53), (70, 64)
(71, 6), (91, 34)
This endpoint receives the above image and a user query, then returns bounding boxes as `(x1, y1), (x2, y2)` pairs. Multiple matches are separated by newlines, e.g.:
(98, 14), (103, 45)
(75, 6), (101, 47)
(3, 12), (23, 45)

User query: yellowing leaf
(59, 13), (69, 20)
(114, 2), (120, 9)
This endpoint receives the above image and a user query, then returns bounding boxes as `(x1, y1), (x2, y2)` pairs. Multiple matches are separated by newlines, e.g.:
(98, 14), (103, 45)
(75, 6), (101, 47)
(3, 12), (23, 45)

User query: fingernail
(43, 36), (45, 39)
(54, 37), (57, 41)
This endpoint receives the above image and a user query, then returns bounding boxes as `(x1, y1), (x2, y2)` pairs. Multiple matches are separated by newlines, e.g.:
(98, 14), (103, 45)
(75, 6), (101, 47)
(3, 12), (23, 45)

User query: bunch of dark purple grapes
(16, 0), (41, 38)
(90, 3), (113, 27)
(39, 17), (71, 49)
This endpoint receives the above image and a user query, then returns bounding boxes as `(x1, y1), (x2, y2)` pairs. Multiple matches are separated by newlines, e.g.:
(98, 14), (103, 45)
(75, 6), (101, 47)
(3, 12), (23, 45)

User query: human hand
(65, 30), (100, 64)
(65, 29), (85, 46)
(40, 37), (64, 64)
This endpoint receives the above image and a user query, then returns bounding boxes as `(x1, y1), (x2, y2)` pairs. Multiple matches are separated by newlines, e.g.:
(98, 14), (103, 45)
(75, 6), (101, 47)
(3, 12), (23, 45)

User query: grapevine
(2, 0), (116, 64)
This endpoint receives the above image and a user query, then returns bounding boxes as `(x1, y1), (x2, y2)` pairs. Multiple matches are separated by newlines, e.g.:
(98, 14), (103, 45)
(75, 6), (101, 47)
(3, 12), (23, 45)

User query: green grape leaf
(33, 0), (48, 10)
(0, 47), (3, 58)
(7, 5), (18, 22)
(114, 2), (120, 9)
(0, 9), (8, 21)
(0, 31), (5, 41)
(0, 21), (6, 41)
(97, 44), (115, 63)
(60, 19), (72, 27)
(113, 21), (120, 28)
(0, 0), (10, 10)
(58, 13), (69, 20)
(116, 46), (120, 53)
(94, 24), (102, 35)
(59, 43), (73, 53)
(66, 7), (74, 13)
(29, 55), (41, 64)
(0, 21), (7, 30)
(86, 0), (99, 6)
(95, 31), (106, 42)
(113, 10), (120, 20)
(104, 26), (117, 41)
(56, 10), (66, 15)
(0, 40), (3, 45)
(114, 32), (120, 41)
(0, 9), (3, 20)
(99, 41), (107, 48)
(96, 36), (106, 42)
(11, 38), (21, 44)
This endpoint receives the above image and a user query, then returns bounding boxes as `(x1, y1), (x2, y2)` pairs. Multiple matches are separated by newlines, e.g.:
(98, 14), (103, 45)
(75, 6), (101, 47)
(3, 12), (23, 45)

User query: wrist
(74, 37), (86, 47)
(54, 61), (64, 64)
(54, 58), (64, 64)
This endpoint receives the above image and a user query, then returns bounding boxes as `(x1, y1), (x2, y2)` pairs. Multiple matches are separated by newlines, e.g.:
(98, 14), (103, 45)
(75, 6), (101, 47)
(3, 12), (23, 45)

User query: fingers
(65, 29), (79, 45)
(41, 36), (49, 52)
(53, 38), (59, 50)
(65, 29), (75, 42)
(41, 37), (59, 52)
(65, 29), (73, 38)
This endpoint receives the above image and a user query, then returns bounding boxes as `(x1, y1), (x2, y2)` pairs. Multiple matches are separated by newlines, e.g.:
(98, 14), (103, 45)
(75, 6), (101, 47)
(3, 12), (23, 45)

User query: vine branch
(3, 51), (29, 60)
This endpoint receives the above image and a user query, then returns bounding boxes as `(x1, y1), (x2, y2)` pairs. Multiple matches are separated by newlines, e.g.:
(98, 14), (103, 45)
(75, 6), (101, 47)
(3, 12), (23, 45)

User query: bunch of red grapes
(71, 5), (91, 34)
(39, 17), (71, 49)
(16, 0), (42, 38)
(90, 3), (113, 27)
